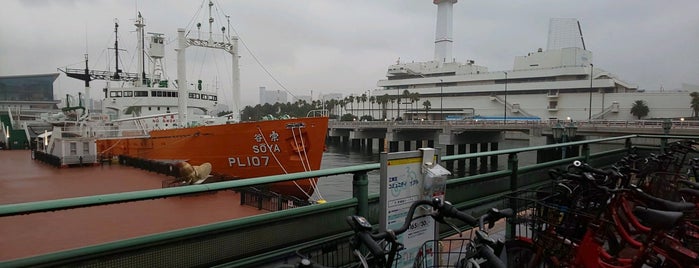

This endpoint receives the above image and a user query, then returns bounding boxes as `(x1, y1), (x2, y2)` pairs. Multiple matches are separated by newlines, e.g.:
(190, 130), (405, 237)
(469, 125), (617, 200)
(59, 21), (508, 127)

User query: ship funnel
(433, 0), (457, 63)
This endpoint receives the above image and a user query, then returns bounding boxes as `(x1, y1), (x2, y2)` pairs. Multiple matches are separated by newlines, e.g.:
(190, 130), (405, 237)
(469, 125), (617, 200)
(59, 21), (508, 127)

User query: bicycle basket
(644, 172), (685, 201)
(413, 238), (472, 268)
(293, 239), (362, 268)
(506, 189), (597, 265)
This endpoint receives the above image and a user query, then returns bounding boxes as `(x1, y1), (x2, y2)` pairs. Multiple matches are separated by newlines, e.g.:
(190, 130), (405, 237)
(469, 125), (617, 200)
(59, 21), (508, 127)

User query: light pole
(588, 63), (593, 120)
(504, 71), (508, 124)
(551, 120), (578, 159)
(439, 79), (444, 120)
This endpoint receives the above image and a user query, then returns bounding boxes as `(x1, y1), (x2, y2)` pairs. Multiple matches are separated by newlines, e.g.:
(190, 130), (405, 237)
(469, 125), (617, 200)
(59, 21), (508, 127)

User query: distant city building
(293, 95), (312, 103)
(321, 93), (343, 101)
(259, 86), (288, 105)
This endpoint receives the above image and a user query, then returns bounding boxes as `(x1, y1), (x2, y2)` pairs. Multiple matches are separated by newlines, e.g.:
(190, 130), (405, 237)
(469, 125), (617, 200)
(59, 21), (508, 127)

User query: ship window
(83, 142), (89, 154)
(135, 91), (148, 97)
(110, 91), (122, 97)
(173, 92), (178, 97)
(70, 142), (77, 155)
(211, 95), (217, 101)
(123, 91), (133, 97)
(191, 93), (200, 99)
(548, 101), (558, 108)
(166, 91), (172, 97)
(157, 107), (161, 111)
(148, 107), (152, 111)
(201, 95), (208, 100)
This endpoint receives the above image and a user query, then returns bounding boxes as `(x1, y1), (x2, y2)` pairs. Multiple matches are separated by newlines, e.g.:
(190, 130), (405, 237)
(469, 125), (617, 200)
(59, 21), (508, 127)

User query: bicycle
(506, 160), (699, 267)
(283, 197), (513, 268)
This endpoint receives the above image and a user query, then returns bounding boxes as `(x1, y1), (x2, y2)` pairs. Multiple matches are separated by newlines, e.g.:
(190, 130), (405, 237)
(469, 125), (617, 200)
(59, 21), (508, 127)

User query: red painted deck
(0, 150), (265, 261)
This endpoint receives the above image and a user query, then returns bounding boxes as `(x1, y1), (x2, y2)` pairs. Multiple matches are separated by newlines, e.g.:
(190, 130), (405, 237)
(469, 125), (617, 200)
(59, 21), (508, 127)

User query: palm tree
(422, 100), (431, 119)
(369, 95), (376, 119)
(630, 100), (650, 120)
(690, 92), (699, 118)
(411, 93), (420, 113)
(347, 95), (355, 115)
(402, 90), (411, 117)
(360, 94), (368, 118)
(339, 99), (346, 116)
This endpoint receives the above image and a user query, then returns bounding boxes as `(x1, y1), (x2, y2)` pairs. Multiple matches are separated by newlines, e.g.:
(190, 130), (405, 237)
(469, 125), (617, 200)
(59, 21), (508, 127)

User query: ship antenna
(140, 12), (147, 86)
(226, 14), (231, 42)
(208, 0), (214, 43)
(113, 18), (121, 80)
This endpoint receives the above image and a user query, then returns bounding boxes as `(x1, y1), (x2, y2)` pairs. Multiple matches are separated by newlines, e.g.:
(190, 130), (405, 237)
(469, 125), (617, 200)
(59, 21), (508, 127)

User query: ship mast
(135, 12), (146, 87)
(113, 19), (122, 80)
(177, 0), (240, 126)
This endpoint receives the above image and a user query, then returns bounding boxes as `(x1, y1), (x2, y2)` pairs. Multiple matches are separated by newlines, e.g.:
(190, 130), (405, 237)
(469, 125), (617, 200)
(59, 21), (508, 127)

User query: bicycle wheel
(505, 240), (558, 268)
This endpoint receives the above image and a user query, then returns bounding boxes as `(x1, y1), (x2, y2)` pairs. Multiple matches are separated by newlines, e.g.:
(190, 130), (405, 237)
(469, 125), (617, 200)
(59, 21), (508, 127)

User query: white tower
(433, 0), (457, 63)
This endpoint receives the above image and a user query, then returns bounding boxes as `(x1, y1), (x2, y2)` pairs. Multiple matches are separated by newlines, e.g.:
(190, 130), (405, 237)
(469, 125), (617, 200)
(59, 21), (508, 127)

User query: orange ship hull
(97, 117), (328, 199)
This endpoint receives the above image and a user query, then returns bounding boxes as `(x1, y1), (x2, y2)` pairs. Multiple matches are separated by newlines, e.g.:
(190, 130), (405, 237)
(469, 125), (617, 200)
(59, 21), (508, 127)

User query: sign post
(379, 148), (450, 267)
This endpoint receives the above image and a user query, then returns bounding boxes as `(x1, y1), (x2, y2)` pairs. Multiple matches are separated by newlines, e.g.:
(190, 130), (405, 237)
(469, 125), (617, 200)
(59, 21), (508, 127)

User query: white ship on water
(373, 0), (689, 122)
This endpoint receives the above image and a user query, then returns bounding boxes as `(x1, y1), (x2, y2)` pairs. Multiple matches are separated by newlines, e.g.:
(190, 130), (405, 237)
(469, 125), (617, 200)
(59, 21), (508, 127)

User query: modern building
(0, 73), (60, 149)
(370, 1), (691, 121)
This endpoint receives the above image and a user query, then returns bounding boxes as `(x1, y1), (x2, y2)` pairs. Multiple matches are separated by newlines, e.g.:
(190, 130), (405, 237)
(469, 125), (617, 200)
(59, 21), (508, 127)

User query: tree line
(227, 90), (434, 121)
(223, 91), (699, 121)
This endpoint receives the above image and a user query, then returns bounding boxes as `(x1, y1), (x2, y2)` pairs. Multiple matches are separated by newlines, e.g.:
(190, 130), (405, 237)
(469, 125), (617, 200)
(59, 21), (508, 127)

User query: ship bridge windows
(135, 91), (148, 97)
(189, 93), (200, 99)
(109, 91), (122, 97)
(201, 95), (208, 100)
(123, 91), (133, 97)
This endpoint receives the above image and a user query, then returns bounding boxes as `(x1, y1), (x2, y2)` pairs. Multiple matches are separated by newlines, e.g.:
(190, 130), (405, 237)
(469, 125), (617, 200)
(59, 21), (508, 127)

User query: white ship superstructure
(374, 1), (689, 121)
(60, 8), (237, 132)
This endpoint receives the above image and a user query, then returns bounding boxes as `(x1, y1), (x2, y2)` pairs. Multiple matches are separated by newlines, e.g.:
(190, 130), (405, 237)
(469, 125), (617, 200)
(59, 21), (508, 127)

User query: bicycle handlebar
(347, 197), (513, 267)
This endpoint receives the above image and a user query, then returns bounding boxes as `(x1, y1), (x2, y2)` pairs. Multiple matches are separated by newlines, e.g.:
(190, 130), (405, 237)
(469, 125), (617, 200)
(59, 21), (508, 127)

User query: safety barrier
(1, 134), (696, 267)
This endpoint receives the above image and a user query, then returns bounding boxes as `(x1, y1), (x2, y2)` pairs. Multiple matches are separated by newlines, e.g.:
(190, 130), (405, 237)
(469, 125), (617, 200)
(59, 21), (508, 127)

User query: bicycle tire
(505, 240), (557, 268)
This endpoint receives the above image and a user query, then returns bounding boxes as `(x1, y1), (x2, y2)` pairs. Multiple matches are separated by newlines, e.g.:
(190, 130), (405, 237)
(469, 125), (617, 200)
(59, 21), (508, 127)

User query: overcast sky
(1, 0), (698, 108)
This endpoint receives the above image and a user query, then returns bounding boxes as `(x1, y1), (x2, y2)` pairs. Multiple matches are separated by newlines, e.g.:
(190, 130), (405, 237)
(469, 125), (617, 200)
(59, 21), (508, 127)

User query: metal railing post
(506, 153), (518, 240)
(582, 144), (590, 163)
(353, 171), (369, 217)
(625, 138), (632, 153)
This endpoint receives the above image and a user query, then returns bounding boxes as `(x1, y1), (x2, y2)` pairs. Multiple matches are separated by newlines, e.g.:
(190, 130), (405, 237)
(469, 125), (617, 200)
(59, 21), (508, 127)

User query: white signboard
(380, 148), (447, 268)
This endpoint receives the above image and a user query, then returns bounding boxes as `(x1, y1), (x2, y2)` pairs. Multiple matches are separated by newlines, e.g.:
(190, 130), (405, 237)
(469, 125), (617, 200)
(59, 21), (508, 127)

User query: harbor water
(314, 139), (542, 202)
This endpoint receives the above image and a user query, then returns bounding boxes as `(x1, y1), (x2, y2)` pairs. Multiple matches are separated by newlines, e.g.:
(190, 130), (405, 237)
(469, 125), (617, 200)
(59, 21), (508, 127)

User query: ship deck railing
(0, 134), (697, 267)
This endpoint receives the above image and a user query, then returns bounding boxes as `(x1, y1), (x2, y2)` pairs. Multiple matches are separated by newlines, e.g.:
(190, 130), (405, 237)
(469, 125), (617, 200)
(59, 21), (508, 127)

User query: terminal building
(0, 73), (60, 149)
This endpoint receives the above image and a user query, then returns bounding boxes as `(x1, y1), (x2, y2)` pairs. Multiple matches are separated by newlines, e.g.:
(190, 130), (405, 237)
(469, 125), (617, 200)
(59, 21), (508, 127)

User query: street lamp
(504, 71), (508, 124)
(588, 63), (593, 120)
(552, 121), (578, 158)
(439, 79), (444, 120)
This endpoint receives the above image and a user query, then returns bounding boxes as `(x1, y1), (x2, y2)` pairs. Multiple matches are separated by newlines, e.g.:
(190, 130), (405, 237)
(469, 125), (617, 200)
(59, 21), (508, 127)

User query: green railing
(1, 134), (694, 267)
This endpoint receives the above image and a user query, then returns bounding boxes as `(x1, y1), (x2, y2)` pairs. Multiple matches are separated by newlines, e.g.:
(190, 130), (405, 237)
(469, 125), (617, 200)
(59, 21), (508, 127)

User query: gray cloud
(1, 0), (698, 108)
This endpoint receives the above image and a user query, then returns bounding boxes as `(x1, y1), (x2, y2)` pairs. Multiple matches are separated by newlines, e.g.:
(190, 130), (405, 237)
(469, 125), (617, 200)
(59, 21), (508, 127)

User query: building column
(446, 145), (454, 171)
(457, 144), (467, 175)
(469, 143), (478, 175)
(479, 143), (489, 174)
(489, 142), (499, 172)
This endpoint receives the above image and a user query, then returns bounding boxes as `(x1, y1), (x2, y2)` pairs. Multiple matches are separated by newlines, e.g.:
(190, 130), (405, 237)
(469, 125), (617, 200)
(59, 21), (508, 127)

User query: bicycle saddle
(632, 206), (683, 230)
